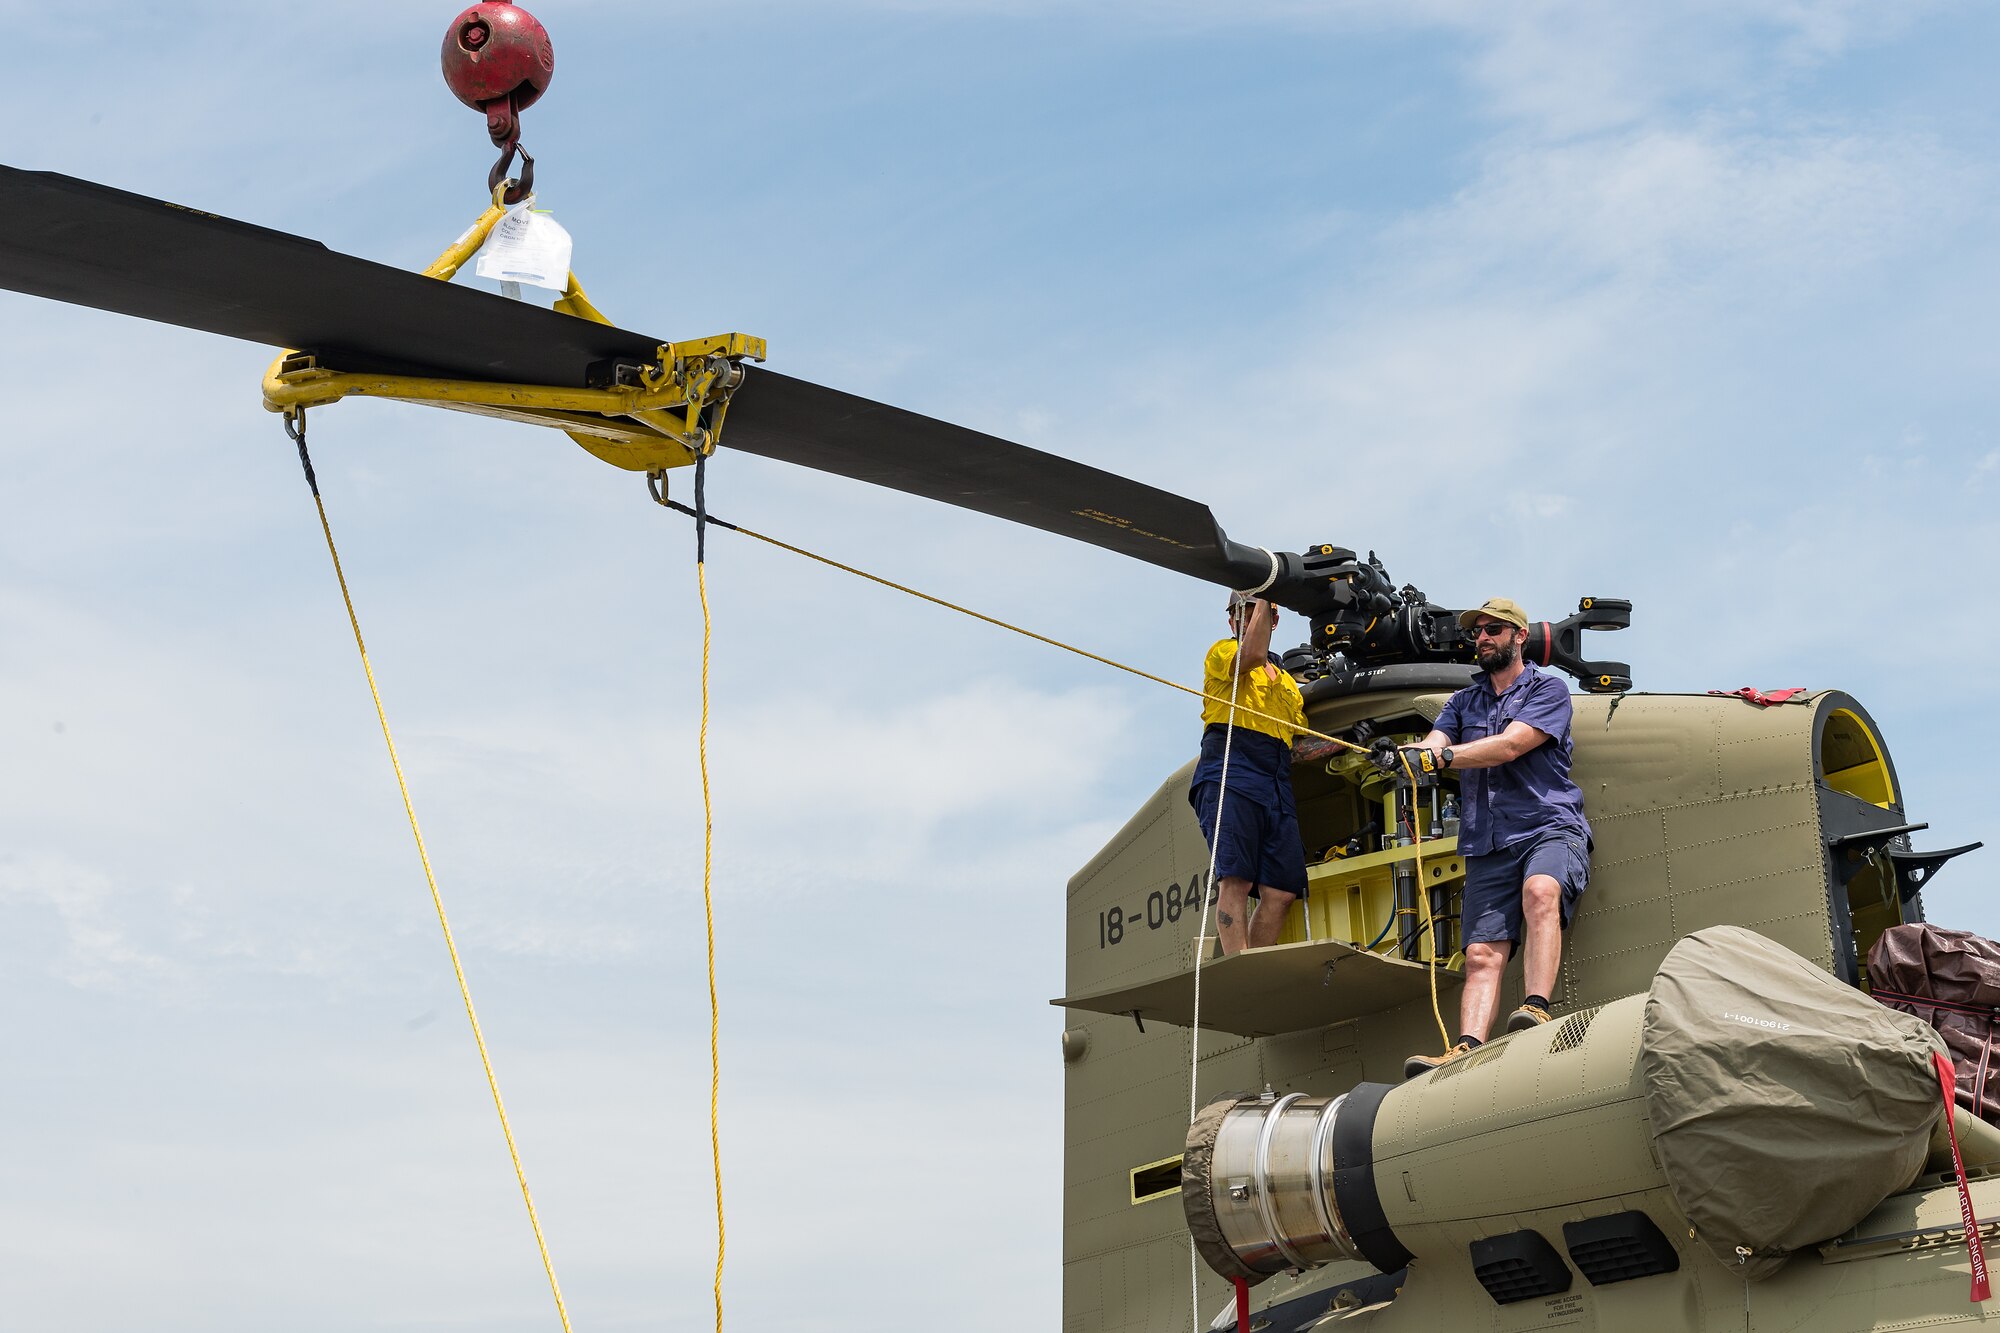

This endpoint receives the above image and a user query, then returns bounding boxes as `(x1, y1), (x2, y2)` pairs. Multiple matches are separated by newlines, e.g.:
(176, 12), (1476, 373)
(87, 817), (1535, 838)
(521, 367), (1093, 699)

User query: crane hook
(441, 1), (554, 202)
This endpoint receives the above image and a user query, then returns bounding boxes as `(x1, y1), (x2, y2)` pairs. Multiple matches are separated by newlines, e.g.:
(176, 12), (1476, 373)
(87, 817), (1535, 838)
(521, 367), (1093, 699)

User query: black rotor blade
(723, 367), (1278, 592)
(0, 164), (663, 385)
(0, 164), (1283, 596)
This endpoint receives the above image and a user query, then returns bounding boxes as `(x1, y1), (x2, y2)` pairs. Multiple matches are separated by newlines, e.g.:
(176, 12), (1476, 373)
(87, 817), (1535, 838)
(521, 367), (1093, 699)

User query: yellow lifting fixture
(260, 185), (767, 476)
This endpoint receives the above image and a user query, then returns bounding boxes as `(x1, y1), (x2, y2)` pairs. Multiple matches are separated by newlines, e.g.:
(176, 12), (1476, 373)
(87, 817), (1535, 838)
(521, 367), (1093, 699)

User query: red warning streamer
(1233, 1276), (1251, 1330)
(1936, 1050), (1993, 1303)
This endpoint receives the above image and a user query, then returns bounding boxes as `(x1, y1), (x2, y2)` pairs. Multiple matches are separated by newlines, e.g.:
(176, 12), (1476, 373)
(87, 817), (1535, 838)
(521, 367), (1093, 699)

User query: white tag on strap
(474, 200), (573, 291)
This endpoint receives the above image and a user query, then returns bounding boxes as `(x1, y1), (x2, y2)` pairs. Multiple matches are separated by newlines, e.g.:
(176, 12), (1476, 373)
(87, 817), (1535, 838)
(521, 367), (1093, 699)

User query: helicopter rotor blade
(0, 164), (1285, 597)
(0, 164), (663, 386)
(721, 368), (1280, 594)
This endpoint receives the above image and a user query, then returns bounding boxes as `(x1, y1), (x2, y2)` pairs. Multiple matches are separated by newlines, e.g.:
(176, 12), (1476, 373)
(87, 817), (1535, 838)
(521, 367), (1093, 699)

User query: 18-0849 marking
(1098, 873), (1215, 948)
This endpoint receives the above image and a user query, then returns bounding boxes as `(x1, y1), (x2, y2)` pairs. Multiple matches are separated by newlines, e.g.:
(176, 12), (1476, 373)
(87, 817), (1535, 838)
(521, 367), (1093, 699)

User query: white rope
(1188, 619), (1250, 1328)
(1238, 548), (1281, 597)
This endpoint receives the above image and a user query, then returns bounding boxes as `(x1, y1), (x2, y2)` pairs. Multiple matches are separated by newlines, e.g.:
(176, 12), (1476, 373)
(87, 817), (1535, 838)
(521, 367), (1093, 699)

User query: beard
(1477, 640), (1520, 673)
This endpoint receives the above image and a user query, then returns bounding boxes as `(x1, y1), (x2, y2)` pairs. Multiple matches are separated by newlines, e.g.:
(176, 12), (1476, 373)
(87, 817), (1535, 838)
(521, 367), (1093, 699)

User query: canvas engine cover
(1640, 925), (1945, 1280)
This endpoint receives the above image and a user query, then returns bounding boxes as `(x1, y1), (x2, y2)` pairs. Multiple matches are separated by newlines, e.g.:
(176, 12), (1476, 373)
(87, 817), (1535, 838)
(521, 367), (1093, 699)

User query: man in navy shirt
(1377, 597), (1592, 1078)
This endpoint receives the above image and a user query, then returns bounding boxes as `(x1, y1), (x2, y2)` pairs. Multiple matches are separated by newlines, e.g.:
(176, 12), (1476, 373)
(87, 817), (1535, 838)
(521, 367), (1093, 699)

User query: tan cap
(1459, 597), (1529, 631)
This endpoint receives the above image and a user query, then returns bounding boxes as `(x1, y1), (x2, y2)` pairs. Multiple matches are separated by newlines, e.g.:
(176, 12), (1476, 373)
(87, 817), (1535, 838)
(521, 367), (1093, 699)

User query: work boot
(1403, 1039), (1476, 1080)
(1505, 999), (1554, 1032)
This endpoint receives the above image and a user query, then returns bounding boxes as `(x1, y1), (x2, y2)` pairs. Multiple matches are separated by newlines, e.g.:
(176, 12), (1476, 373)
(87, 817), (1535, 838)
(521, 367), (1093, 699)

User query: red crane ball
(441, 0), (554, 141)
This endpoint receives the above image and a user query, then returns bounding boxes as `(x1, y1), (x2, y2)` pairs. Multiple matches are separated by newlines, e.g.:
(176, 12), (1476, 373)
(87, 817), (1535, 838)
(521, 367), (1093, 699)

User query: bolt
(460, 19), (490, 50)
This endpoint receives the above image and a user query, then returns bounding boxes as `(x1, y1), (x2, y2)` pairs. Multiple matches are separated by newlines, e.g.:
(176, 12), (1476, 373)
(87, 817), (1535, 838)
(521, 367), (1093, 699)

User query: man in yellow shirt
(1191, 595), (1334, 954)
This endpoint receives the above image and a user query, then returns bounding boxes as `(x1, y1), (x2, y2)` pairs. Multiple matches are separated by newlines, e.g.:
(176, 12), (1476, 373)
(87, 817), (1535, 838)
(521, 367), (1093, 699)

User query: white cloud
(1443, 2), (1928, 136)
(1410, 125), (1960, 290)
(0, 854), (186, 995)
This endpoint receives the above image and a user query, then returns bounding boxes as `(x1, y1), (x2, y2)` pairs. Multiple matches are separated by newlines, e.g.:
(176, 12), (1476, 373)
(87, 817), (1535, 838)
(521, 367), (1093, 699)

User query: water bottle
(1441, 794), (1461, 838)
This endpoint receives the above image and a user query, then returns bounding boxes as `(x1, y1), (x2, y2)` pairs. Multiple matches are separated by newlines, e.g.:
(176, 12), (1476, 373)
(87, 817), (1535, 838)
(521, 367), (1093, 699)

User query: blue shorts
(1462, 828), (1590, 950)
(1189, 780), (1308, 898)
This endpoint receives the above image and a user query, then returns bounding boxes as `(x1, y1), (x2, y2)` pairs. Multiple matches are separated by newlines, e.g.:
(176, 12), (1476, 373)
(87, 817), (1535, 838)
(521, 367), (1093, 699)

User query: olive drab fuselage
(1058, 687), (1987, 1333)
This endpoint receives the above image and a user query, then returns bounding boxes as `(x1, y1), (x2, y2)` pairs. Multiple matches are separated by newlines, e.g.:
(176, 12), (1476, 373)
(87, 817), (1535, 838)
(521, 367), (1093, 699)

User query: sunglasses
(1470, 622), (1516, 639)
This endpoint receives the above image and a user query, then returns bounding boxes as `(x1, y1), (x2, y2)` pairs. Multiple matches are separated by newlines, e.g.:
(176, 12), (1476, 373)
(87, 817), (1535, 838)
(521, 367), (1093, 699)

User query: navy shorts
(1189, 781), (1308, 898)
(1461, 828), (1590, 949)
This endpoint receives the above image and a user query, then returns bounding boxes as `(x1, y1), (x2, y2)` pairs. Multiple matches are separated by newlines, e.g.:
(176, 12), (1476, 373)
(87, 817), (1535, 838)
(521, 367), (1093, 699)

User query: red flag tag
(1233, 1276), (1251, 1330)
(1936, 1050), (1993, 1303)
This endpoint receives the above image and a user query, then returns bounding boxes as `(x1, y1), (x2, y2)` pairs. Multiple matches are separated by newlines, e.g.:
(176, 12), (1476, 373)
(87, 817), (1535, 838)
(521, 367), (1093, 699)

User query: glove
(1370, 739), (1450, 777)
(1404, 747), (1451, 777)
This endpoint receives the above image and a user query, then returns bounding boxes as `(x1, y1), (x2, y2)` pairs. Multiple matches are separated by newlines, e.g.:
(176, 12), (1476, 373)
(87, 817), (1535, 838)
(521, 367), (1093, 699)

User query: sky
(3, 2), (1999, 1329)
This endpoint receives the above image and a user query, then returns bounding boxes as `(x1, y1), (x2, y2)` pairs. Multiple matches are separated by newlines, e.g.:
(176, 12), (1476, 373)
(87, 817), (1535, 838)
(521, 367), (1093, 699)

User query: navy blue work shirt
(1432, 660), (1590, 855)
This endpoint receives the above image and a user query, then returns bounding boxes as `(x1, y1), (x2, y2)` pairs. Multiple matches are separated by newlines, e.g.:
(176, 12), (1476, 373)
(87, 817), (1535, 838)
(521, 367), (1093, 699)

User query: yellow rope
(699, 509), (1455, 1058)
(684, 508), (1457, 1054)
(1400, 753), (1452, 1055)
(697, 515), (1366, 756)
(695, 558), (726, 1333)
(301, 470), (574, 1333)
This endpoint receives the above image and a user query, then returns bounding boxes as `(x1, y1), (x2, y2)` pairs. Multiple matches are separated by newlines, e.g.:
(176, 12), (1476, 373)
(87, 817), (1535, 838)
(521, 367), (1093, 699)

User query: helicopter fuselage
(1057, 683), (1978, 1332)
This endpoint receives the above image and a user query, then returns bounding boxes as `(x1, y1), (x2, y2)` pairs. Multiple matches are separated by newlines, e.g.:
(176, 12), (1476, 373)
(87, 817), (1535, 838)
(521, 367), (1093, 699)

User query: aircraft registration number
(1096, 874), (1215, 948)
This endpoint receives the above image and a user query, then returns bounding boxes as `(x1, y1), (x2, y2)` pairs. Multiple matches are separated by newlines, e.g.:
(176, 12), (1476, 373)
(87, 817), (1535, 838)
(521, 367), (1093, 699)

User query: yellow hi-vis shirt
(1201, 638), (1307, 745)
